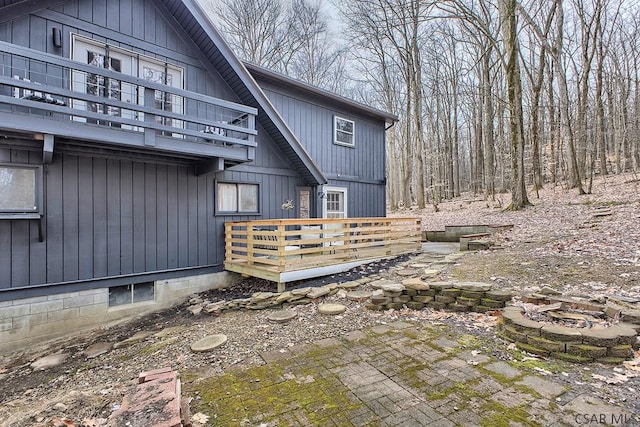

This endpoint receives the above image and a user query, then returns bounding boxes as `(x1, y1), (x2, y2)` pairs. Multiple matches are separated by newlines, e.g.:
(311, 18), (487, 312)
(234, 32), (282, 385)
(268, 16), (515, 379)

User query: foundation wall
(0, 271), (239, 354)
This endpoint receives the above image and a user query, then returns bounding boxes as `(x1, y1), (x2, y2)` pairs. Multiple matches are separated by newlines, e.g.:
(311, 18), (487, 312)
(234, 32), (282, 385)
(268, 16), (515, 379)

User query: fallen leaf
(50, 419), (75, 427)
(191, 412), (210, 424)
(534, 367), (553, 376)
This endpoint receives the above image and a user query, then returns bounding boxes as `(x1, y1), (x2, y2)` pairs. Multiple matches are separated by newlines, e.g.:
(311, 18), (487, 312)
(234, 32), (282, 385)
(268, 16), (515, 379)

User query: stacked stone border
(364, 280), (513, 312)
(498, 306), (638, 364)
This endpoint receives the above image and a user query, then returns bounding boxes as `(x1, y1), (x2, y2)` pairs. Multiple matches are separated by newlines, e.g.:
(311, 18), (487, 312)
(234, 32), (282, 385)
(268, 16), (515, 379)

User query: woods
(205, 0), (640, 210)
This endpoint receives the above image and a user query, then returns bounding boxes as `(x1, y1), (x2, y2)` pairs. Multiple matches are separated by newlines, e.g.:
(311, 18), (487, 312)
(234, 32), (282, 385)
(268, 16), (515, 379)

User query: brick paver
(184, 320), (638, 426)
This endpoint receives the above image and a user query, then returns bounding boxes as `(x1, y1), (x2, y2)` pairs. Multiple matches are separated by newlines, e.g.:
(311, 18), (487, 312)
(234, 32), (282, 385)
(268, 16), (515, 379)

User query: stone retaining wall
(498, 306), (638, 364)
(189, 279), (514, 316)
(364, 280), (513, 313)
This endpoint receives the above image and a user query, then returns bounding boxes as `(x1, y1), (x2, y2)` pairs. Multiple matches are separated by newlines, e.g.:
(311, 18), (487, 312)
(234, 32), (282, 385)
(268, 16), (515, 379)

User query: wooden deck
(224, 217), (422, 291)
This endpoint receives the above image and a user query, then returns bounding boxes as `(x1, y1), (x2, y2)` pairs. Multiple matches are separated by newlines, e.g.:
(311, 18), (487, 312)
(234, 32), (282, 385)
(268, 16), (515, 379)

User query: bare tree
(207, 0), (347, 91)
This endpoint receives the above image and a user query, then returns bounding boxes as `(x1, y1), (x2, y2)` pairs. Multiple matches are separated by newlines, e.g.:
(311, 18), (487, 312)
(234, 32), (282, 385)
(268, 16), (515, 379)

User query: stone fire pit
(498, 295), (640, 363)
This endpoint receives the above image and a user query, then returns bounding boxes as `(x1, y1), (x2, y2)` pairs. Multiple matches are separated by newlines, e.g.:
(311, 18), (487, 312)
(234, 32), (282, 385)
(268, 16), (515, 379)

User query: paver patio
(184, 320), (638, 426)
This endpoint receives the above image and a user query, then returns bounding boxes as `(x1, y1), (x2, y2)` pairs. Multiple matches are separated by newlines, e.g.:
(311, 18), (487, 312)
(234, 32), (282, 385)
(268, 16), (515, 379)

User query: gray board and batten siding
(0, 132), (303, 297)
(246, 64), (395, 218)
(0, 0), (308, 298)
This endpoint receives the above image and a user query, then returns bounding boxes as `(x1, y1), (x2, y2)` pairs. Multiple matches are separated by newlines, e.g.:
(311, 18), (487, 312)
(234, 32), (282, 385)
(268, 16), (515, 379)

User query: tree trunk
(501, 0), (531, 210)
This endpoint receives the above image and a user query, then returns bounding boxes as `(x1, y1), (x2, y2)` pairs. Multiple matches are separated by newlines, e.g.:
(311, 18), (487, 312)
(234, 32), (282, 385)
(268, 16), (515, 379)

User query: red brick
(139, 366), (173, 384)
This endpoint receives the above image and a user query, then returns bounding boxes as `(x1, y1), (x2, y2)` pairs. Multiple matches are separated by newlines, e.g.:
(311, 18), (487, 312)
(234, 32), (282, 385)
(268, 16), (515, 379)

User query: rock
(456, 282), (492, 292)
(275, 292), (293, 304)
(83, 342), (113, 359)
(247, 302), (274, 310)
(397, 268), (419, 277)
(347, 290), (372, 301)
(484, 290), (513, 302)
(187, 304), (203, 315)
(337, 281), (360, 289)
(409, 263), (430, 268)
(429, 282), (454, 291)
(191, 334), (228, 352)
(307, 287), (331, 299)
(291, 287), (312, 296)
(31, 353), (69, 370)
(379, 283), (405, 293)
(336, 289), (348, 299)
(402, 278), (430, 291)
(318, 303), (347, 315)
(267, 310), (298, 323)
(369, 279), (395, 289)
(251, 292), (275, 302)
(423, 269), (441, 277)
(53, 402), (68, 411)
(189, 296), (203, 305)
(620, 309), (640, 324)
(204, 301), (227, 314)
(539, 286), (562, 296)
(113, 331), (154, 349)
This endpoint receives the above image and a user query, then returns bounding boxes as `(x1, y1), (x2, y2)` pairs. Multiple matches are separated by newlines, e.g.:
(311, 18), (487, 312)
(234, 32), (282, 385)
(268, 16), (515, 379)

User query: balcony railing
(0, 41), (257, 160)
(224, 217), (422, 292)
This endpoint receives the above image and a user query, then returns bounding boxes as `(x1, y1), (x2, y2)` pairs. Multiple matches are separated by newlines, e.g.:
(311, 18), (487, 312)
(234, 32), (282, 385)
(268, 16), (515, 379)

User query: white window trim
(322, 186), (348, 219)
(333, 116), (355, 147)
(215, 181), (261, 215)
(70, 34), (184, 130)
(0, 163), (43, 216)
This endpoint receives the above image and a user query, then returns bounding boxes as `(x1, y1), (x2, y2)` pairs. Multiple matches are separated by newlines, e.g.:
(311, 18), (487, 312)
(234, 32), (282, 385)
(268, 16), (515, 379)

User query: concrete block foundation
(0, 271), (239, 354)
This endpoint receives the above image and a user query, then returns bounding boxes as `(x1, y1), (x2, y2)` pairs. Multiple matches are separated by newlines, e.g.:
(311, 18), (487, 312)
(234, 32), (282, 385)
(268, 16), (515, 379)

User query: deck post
(247, 224), (254, 265)
(277, 282), (285, 293)
(277, 223), (286, 272)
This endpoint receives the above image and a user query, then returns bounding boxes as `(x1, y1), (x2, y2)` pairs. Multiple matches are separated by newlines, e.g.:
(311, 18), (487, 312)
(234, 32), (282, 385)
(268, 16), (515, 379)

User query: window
(108, 282), (155, 307)
(216, 182), (259, 214)
(71, 35), (184, 129)
(323, 187), (347, 219)
(334, 116), (355, 147)
(0, 164), (42, 215)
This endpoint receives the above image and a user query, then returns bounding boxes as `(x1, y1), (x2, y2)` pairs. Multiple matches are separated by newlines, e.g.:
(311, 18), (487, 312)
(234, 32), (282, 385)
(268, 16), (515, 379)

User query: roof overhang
(160, 0), (327, 186)
(244, 62), (399, 125)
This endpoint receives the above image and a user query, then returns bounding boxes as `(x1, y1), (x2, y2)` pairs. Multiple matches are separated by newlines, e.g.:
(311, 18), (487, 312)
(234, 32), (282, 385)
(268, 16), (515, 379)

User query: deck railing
(224, 217), (422, 290)
(0, 41), (257, 154)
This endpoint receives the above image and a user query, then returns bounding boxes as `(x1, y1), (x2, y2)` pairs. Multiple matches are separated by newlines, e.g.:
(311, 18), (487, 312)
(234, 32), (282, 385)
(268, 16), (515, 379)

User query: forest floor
(0, 172), (639, 426)
(394, 171), (640, 297)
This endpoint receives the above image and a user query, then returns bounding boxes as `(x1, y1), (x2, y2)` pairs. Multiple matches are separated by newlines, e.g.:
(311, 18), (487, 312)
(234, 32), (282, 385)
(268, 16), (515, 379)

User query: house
(244, 63), (395, 220)
(0, 0), (396, 352)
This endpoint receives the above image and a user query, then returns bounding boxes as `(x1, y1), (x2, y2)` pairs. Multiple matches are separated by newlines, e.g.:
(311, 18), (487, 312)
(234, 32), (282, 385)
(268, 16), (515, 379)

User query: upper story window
(0, 164), (42, 216)
(70, 35), (184, 128)
(216, 182), (260, 215)
(334, 116), (355, 147)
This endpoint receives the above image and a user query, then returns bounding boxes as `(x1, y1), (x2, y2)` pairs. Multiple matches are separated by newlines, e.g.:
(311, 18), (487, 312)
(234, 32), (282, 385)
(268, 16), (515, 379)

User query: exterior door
(323, 186), (348, 219)
(71, 36), (135, 125)
(296, 187), (311, 219)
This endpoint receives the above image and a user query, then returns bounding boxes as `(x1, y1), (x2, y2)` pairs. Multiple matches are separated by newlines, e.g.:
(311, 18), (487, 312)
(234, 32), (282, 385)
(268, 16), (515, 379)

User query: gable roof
(161, 0), (327, 185)
(0, 0), (327, 186)
(244, 62), (399, 125)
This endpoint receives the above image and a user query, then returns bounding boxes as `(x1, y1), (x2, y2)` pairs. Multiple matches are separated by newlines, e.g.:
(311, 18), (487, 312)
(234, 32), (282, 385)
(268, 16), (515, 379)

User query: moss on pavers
(181, 320), (585, 426)
(479, 402), (542, 427)
(185, 363), (362, 425)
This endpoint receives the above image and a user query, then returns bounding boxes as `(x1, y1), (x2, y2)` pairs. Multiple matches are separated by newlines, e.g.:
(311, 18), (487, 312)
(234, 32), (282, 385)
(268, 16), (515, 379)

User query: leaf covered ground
(393, 172), (640, 298)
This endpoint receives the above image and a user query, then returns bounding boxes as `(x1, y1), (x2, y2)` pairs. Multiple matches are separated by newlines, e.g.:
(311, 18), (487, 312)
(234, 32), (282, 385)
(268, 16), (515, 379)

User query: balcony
(224, 217), (422, 292)
(0, 41), (257, 168)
